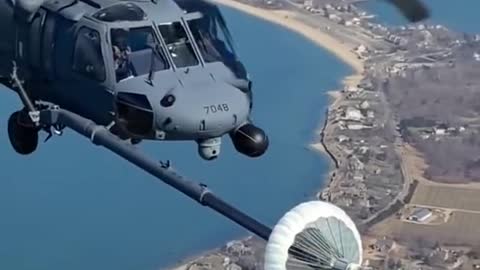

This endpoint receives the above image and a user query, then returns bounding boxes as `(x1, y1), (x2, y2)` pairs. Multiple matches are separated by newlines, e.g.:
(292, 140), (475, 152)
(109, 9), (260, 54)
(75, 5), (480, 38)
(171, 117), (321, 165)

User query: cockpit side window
(158, 22), (199, 68)
(72, 27), (106, 81)
(187, 13), (237, 65)
(111, 27), (169, 82)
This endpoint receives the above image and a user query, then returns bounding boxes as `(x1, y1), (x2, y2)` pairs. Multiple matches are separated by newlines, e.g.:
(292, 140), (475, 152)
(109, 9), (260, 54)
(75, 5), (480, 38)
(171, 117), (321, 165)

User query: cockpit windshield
(158, 22), (199, 68)
(110, 26), (169, 82)
(187, 13), (237, 65)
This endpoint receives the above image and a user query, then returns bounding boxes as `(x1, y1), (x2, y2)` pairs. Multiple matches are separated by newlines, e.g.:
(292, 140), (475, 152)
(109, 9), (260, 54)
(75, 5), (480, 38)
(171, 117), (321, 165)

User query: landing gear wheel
(8, 111), (39, 155)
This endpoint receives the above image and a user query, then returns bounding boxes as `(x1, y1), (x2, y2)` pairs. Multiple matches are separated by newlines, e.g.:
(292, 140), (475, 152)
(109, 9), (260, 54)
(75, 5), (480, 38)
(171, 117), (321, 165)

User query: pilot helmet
(112, 28), (129, 49)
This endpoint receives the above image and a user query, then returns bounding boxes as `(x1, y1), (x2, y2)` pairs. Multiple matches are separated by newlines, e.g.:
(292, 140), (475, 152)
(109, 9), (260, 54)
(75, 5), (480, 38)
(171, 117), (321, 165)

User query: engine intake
(115, 92), (154, 137)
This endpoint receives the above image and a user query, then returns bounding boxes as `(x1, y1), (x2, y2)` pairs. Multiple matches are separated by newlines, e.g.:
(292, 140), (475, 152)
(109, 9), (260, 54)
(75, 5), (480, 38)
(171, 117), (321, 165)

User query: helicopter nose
(156, 83), (250, 139)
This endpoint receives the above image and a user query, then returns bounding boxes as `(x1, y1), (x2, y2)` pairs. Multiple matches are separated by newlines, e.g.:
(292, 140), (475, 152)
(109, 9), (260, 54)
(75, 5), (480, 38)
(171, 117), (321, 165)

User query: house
(344, 85), (360, 93)
(345, 107), (363, 121)
(360, 100), (370, 109)
(303, 0), (313, 6)
(407, 207), (432, 222)
(353, 173), (364, 181)
(421, 134), (431, 139)
(353, 44), (368, 58)
(473, 52), (480, 61)
(347, 124), (365, 130)
(337, 135), (349, 143)
(433, 124), (448, 135)
(341, 19), (353, 26)
(328, 14), (340, 21)
(359, 146), (369, 154)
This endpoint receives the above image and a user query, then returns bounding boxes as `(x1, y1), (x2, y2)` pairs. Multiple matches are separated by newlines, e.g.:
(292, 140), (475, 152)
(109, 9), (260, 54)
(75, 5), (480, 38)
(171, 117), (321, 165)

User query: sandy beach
(209, 0), (365, 159)
(209, 0), (364, 73)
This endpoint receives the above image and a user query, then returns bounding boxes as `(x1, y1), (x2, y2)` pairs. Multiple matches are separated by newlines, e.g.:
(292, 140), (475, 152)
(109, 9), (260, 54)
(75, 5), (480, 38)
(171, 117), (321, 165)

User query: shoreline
(165, 246), (222, 270)
(209, 0), (364, 73)
(164, 1), (480, 268)
(165, 1), (366, 269)
(209, 0), (365, 175)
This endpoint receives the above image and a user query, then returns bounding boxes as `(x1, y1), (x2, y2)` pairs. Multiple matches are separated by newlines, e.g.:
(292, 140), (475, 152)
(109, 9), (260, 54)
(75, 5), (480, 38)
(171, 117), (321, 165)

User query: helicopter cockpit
(173, 0), (247, 78)
(157, 12), (239, 71)
(89, 1), (245, 83)
(185, 10), (237, 66)
(109, 26), (170, 82)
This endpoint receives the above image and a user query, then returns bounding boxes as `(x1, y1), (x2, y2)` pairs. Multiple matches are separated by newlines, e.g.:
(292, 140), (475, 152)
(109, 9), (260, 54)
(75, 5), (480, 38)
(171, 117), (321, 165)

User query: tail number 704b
(204, 104), (230, 114)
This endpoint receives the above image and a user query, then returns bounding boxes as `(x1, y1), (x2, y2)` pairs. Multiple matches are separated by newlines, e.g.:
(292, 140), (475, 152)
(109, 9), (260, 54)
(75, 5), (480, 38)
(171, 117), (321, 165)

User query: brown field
(367, 144), (480, 247)
(368, 211), (480, 245)
(368, 179), (480, 245)
(410, 184), (480, 212)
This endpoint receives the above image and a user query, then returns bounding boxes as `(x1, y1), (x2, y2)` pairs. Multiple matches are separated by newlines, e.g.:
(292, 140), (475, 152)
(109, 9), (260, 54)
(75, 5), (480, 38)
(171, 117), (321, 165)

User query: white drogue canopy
(264, 201), (363, 270)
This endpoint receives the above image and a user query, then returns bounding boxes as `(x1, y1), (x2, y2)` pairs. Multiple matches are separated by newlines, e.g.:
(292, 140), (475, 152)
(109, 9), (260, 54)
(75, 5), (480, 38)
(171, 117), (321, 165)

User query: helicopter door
(28, 9), (47, 72)
(71, 26), (107, 82)
(64, 19), (114, 124)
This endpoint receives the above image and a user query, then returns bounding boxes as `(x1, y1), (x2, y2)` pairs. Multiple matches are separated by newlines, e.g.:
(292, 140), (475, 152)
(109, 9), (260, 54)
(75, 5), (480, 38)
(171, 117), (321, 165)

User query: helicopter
(0, 0), (430, 269)
(0, 0), (270, 161)
(0, 0), (428, 162)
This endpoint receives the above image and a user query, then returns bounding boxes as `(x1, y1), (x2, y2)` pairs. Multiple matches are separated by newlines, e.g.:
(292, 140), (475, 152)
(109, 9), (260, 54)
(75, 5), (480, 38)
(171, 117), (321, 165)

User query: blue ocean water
(363, 0), (480, 34)
(0, 5), (350, 270)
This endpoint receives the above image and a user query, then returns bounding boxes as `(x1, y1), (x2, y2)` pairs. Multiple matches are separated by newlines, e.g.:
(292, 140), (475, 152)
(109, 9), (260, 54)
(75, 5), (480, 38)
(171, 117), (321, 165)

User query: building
(433, 124), (447, 135)
(303, 0), (313, 6)
(360, 100), (370, 109)
(337, 135), (349, 143)
(407, 207), (432, 222)
(347, 124), (365, 130)
(344, 85), (360, 93)
(353, 173), (364, 181)
(344, 107), (363, 121)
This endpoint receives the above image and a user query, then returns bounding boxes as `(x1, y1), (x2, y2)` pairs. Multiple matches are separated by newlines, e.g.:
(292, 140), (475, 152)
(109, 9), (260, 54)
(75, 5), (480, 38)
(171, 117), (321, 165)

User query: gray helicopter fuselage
(0, 1), (15, 76)
(0, 0), (269, 160)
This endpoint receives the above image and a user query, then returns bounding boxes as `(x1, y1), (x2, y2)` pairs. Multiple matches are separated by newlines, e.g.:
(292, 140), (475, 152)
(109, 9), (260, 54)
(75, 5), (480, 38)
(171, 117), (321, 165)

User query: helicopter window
(111, 27), (169, 82)
(93, 3), (146, 22)
(187, 16), (236, 64)
(72, 27), (106, 81)
(158, 22), (199, 68)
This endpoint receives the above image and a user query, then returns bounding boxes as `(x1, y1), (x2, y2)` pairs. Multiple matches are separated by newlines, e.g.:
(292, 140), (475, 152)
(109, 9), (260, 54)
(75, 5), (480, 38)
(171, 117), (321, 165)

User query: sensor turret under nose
(197, 137), (221, 160)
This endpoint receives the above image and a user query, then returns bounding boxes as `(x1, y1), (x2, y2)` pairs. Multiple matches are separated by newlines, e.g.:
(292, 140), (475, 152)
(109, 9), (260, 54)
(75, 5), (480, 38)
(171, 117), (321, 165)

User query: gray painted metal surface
(1, 0), (269, 160)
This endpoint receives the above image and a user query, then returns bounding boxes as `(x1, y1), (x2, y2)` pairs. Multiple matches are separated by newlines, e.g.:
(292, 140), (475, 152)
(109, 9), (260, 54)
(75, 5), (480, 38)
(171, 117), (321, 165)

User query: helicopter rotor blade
(385, 0), (430, 22)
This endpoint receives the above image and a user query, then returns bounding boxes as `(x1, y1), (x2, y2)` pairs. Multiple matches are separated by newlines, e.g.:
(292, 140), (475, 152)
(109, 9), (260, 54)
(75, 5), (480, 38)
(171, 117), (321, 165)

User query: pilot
(112, 28), (133, 81)
(196, 25), (221, 62)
